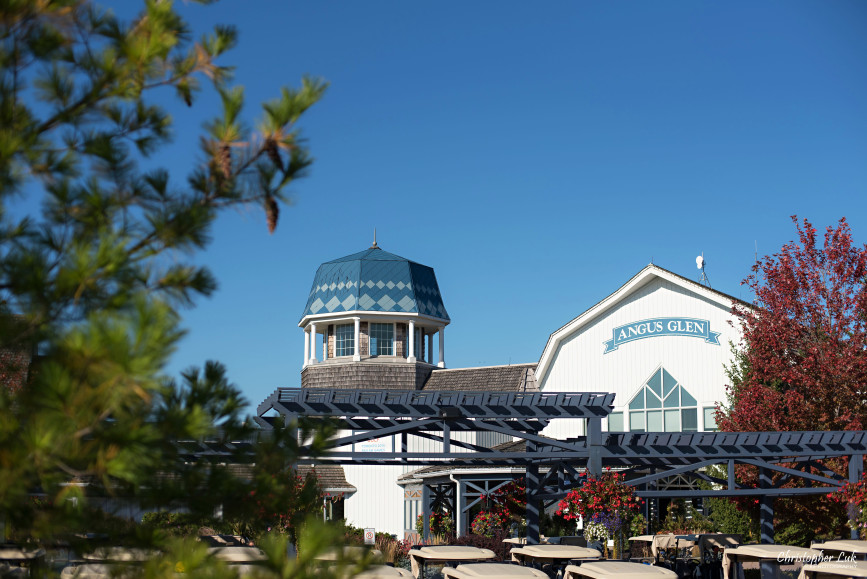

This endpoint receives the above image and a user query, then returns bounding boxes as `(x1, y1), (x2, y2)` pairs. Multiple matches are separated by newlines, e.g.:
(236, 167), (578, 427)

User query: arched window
(627, 368), (698, 433)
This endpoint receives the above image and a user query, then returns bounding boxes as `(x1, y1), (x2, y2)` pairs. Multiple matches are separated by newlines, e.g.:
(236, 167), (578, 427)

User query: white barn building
(286, 248), (746, 537)
(537, 264), (744, 438)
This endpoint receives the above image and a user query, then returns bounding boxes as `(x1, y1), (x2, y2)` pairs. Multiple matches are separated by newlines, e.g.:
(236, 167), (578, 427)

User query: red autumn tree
(717, 216), (867, 543)
(719, 216), (867, 433)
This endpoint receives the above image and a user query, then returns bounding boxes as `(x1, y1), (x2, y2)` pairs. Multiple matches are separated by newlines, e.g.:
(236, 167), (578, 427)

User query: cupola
(299, 244), (449, 389)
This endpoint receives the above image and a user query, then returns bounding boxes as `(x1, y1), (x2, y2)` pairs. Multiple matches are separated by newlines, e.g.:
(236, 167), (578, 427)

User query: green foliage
(140, 511), (230, 538)
(628, 512), (647, 537)
(540, 510), (573, 537)
(0, 1), (350, 577)
(704, 497), (756, 541)
(221, 417), (335, 543)
(415, 511), (454, 537)
(658, 500), (714, 534)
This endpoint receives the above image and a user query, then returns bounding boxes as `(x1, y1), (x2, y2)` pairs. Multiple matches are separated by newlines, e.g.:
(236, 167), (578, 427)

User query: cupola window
(335, 323), (355, 357)
(369, 322), (394, 356)
(627, 368), (698, 433)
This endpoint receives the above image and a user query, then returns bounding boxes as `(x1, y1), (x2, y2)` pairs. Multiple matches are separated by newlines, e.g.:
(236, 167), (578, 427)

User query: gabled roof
(300, 246), (449, 324)
(422, 363), (538, 392)
(296, 464), (356, 493)
(535, 264), (749, 387)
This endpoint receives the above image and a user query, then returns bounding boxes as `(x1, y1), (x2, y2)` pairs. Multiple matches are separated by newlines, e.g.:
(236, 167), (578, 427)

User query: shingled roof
(301, 246), (449, 323)
(422, 363), (538, 392)
(296, 464), (357, 494)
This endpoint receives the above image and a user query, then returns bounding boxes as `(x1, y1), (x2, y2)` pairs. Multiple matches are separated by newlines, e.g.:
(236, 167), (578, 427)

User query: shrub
(415, 512), (454, 536)
(658, 500), (714, 534)
(471, 511), (504, 538)
(452, 532), (508, 560)
(141, 512), (229, 538)
(377, 535), (412, 565)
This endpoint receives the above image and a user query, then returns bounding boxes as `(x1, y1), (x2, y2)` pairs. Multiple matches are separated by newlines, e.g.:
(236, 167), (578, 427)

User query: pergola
(257, 387), (867, 546)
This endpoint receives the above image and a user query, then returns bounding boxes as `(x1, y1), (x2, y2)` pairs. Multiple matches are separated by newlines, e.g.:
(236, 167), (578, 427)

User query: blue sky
(107, 1), (867, 407)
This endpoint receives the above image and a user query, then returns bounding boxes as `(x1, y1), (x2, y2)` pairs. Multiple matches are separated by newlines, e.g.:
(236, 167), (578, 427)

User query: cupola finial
(370, 228), (378, 249)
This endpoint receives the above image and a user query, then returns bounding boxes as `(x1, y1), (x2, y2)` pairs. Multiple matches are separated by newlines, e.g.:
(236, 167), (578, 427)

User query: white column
(408, 319), (416, 363)
(322, 331), (328, 361)
(427, 330), (433, 364)
(303, 329), (310, 367)
(309, 323), (317, 364)
(353, 317), (361, 361)
(438, 326), (445, 368)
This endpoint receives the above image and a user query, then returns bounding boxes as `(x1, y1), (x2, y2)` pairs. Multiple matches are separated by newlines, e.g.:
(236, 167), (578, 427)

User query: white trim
(300, 310), (449, 328)
(407, 319), (416, 363)
(536, 264), (744, 386)
(309, 322), (318, 364)
(438, 326), (445, 368)
(368, 321), (396, 357)
(353, 317), (361, 362)
(701, 403), (719, 431)
(333, 322), (355, 358)
(397, 467), (527, 485)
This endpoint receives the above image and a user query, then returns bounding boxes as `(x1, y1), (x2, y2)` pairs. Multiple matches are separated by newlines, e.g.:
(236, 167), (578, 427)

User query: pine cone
(218, 144), (232, 179)
(264, 139), (283, 172)
(265, 195), (279, 234)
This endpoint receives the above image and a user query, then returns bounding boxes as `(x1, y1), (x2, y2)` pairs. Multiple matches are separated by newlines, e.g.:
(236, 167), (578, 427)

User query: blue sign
(603, 317), (720, 354)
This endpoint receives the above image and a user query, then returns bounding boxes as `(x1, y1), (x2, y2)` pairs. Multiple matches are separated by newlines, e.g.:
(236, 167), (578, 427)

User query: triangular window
(627, 368), (699, 433)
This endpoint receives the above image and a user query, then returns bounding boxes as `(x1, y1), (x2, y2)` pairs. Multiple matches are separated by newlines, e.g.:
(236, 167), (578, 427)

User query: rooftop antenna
(696, 253), (711, 288)
(370, 228), (378, 249)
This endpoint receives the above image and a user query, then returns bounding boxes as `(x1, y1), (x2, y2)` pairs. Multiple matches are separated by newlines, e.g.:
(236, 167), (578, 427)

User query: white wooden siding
(541, 277), (741, 439)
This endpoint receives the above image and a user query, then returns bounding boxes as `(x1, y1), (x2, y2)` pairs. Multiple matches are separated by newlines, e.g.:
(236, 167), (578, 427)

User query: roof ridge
(430, 363), (537, 372)
(324, 246), (416, 264)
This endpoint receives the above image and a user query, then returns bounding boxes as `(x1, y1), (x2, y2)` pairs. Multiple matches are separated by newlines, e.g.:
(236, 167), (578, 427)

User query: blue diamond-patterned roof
(301, 247), (450, 321)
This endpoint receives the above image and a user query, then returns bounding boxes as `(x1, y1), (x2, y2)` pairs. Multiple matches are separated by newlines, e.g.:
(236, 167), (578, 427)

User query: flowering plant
(555, 470), (642, 522)
(490, 478), (527, 525)
(471, 511), (505, 538)
(583, 520), (609, 542)
(829, 472), (867, 535)
(415, 511), (455, 536)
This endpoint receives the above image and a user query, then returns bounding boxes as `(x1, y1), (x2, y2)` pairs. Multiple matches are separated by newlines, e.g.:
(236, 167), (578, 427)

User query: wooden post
(526, 441), (541, 545)
(850, 455), (864, 540)
(422, 484), (431, 541)
(758, 468), (778, 579)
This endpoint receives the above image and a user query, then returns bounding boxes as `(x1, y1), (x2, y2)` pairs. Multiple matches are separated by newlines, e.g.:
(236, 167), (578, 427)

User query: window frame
(335, 323), (355, 357)
(369, 322), (395, 357)
(625, 368), (701, 433)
